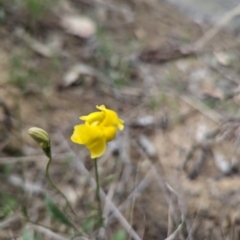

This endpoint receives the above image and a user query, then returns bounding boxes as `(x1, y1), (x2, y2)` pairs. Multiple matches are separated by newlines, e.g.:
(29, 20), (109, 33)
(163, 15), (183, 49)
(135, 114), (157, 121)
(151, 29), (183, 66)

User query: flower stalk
(45, 146), (77, 218)
(94, 158), (103, 226)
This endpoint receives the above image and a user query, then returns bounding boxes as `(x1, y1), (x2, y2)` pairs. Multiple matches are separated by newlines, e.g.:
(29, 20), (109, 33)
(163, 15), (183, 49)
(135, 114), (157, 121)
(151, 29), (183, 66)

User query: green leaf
(34, 234), (42, 240)
(21, 204), (28, 218)
(0, 195), (17, 220)
(82, 216), (96, 232)
(45, 195), (72, 226)
(112, 230), (126, 240)
(22, 230), (32, 240)
(2, 164), (14, 176)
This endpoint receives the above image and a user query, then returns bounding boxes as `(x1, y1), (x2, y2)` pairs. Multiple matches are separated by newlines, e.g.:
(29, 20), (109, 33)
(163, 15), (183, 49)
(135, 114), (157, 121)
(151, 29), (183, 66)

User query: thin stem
(94, 158), (103, 226)
(45, 147), (76, 216)
(45, 146), (85, 236)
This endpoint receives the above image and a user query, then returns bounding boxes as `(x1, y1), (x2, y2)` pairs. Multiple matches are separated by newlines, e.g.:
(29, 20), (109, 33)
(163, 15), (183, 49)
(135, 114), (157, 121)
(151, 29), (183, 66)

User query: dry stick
(10, 230), (18, 240)
(187, 148), (208, 180)
(28, 223), (69, 240)
(165, 183), (191, 240)
(152, 171), (187, 240)
(107, 168), (153, 224)
(103, 182), (117, 224)
(58, 133), (142, 240)
(230, 221), (235, 240)
(133, 141), (169, 203)
(102, 193), (141, 240)
(134, 141), (186, 240)
(25, 219), (69, 238)
(0, 214), (21, 229)
(164, 223), (183, 240)
(0, 152), (72, 164)
(194, 3), (240, 51)
(128, 160), (140, 240)
(220, 225), (227, 240)
(185, 199), (204, 240)
(8, 175), (46, 194)
(101, 156), (121, 225)
(98, 181), (116, 239)
(176, 94), (222, 124)
(166, 181), (205, 240)
(167, 200), (174, 237)
(117, 129), (134, 195)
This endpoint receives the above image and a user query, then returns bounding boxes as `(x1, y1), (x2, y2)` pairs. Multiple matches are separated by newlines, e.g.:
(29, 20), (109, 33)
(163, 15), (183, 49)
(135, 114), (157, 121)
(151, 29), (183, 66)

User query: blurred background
(1, 0), (240, 239)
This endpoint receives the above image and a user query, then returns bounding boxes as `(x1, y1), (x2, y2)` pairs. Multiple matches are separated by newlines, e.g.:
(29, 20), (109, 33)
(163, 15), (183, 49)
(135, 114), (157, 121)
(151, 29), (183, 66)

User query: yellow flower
(71, 105), (124, 158)
(71, 105), (124, 159)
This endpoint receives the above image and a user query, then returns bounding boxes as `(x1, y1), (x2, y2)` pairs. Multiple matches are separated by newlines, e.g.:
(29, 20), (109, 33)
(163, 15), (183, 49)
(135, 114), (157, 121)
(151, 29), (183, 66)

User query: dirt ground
(1, 0), (240, 239)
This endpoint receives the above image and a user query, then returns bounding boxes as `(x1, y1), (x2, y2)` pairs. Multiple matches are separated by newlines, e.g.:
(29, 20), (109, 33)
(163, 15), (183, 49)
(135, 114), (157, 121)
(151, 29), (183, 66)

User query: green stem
(45, 146), (76, 216)
(45, 146), (85, 236)
(94, 158), (103, 226)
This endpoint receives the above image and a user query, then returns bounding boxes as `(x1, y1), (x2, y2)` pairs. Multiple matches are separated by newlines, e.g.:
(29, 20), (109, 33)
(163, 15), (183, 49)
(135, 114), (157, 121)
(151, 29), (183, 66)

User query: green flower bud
(28, 127), (50, 149)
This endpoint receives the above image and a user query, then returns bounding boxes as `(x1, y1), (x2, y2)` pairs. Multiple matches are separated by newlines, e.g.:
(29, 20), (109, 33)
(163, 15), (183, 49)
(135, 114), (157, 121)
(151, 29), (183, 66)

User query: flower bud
(28, 127), (50, 149)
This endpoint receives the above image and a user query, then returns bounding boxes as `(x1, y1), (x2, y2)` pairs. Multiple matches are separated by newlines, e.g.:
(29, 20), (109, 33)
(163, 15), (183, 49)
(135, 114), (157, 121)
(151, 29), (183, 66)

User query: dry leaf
(15, 28), (62, 57)
(138, 134), (156, 158)
(61, 15), (96, 39)
(214, 51), (234, 66)
(213, 152), (232, 174)
(59, 64), (98, 89)
(130, 115), (155, 127)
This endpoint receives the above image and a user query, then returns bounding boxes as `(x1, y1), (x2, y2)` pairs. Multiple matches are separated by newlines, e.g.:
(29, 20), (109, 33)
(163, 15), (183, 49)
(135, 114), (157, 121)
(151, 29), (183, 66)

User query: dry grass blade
(108, 168), (153, 223)
(8, 175), (46, 194)
(15, 28), (57, 57)
(0, 152), (72, 164)
(164, 223), (183, 240)
(0, 214), (21, 229)
(134, 140), (188, 240)
(28, 223), (69, 240)
(128, 160), (140, 240)
(194, 3), (240, 51)
(167, 203), (174, 237)
(103, 182), (116, 224)
(176, 94), (222, 124)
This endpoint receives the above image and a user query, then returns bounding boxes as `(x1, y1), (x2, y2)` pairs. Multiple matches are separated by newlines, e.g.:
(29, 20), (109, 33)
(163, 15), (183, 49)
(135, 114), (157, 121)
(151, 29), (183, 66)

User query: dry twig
(0, 214), (21, 229)
(194, 4), (240, 51)
(164, 223), (183, 240)
(28, 223), (69, 240)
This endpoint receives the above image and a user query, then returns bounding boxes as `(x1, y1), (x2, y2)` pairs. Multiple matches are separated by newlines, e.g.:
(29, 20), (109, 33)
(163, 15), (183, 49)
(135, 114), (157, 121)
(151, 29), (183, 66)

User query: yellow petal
(87, 137), (106, 159)
(96, 105), (106, 110)
(118, 122), (124, 130)
(71, 125), (84, 144)
(80, 111), (105, 125)
(70, 124), (104, 145)
(96, 105), (123, 128)
(118, 118), (124, 124)
(71, 124), (107, 158)
(102, 126), (117, 142)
